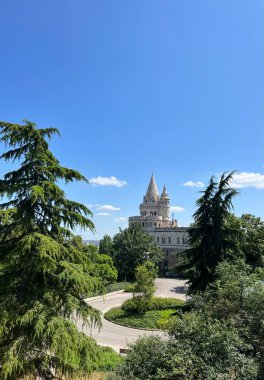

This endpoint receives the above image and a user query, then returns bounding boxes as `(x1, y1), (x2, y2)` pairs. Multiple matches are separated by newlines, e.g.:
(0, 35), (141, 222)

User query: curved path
(77, 278), (187, 352)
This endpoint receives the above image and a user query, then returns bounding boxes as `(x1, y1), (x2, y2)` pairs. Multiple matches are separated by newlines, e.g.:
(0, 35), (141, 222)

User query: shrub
(122, 297), (184, 313)
(123, 283), (135, 292)
(105, 307), (178, 330)
(97, 346), (123, 371)
(106, 281), (131, 293)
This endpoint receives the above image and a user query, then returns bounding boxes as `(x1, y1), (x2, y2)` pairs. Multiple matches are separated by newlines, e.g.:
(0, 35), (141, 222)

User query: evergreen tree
(177, 172), (239, 293)
(0, 121), (104, 379)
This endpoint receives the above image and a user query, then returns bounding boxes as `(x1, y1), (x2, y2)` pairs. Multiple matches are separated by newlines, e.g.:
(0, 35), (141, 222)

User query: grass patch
(105, 298), (184, 330)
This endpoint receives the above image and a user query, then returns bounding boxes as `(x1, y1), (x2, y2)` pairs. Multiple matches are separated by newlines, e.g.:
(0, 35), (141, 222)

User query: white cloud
(113, 217), (127, 222)
(97, 204), (120, 211)
(89, 176), (127, 187)
(170, 206), (185, 213)
(231, 172), (264, 189)
(85, 203), (94, 208)
(183, 181), (204, 188)
(96, 212), (110, 216)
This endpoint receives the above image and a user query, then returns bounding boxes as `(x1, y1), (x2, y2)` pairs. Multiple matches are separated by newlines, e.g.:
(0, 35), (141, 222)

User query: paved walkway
(77, 278), (187, 352)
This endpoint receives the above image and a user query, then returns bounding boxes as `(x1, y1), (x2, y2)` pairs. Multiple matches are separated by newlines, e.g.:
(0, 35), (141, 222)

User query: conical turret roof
(146, 174), (159, 197)
(160, 185), (169, 198)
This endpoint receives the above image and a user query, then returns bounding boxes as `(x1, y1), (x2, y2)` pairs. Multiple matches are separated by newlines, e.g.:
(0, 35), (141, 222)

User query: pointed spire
(161, 184), (169, 198)
(146, 174), (159, 198)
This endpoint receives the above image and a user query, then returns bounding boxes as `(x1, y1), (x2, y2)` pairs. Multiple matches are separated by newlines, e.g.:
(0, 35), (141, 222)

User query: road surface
(77, 278), (187, 352)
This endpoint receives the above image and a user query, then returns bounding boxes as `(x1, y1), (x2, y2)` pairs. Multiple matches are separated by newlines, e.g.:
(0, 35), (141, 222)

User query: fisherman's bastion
(129, 174), (190, 273)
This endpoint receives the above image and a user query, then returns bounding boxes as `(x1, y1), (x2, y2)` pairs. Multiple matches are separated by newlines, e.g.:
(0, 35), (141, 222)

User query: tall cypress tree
(177, 172), (239, 293)
(0, 121), (103, 379)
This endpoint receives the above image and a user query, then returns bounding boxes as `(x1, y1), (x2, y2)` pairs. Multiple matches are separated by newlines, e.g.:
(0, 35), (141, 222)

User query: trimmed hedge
(104, 307), (181, 330)
(122, 297), (184, 313)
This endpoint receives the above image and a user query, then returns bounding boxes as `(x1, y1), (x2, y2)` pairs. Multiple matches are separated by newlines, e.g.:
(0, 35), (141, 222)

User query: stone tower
(128, 174), (190, 273)
(159, 185), (170, 222)
(129, 174), (171, 231)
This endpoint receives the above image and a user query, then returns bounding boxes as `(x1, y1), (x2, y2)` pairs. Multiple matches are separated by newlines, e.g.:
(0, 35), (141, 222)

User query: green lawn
(104, 305), (183, 330)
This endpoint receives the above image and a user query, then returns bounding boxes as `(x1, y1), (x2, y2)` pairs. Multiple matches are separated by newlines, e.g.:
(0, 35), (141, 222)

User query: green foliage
(237, 214), (264, 268)
(96, 347), (123, 371)
(197, 260), (264, 376)
(106, 336), (170, 380)
(130, 260), (157, 313)
(109, 316), (257, 380)
(106, 281), (132, 293)
(99, 235), (113, 256)
(177, 172), (240, 293)
(105, 307), (179, 330)
(0, 121), (112, 379)
(122, 297), (184, 313)
(111, 224), (163, 280)
(109, 260), (264, 379)
(123, 283), (135, 292)
(84, 244), (118, 287)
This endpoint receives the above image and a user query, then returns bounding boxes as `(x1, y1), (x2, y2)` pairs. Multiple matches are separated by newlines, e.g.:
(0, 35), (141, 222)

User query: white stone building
(129, 174), (190, 272)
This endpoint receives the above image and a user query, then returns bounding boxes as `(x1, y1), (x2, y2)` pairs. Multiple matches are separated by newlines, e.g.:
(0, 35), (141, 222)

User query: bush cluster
(122, 297), (184, 313)
(123, 283), (135, 292)
(105, 307), (178, 330)
(96, 346), (123, 371)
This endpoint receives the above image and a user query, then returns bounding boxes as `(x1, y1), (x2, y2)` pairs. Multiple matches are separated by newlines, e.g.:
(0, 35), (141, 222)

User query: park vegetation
(99, 224), (163, 280)
(108, 173), (264, 380)
(1, 121), (264, 380)
(105, 260), (184, 329)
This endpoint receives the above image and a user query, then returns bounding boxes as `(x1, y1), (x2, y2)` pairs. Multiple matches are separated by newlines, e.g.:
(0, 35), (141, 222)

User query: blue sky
(0, 0), (263, 239)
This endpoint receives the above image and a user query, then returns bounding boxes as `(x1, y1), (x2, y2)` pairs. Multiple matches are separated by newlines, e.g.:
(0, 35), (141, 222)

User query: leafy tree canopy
(236, 214), (264, 268)
(109, 260), (264, 380)
(99, 234), (113, 256)
(111, 224), (163, 280)
(130, 260), (157, 314)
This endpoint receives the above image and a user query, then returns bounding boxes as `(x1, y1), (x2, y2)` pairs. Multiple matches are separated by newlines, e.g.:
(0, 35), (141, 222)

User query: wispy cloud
(86, 204), (120, 212)
(183, 181), (204, 188)
(170, 206), (185, 213)
(96, 212), (110, 216)
(89, 176), (127, 187)
(113, 217), (127, 222)
(231, 172), (264, 189)
(97, 205), (120, 211)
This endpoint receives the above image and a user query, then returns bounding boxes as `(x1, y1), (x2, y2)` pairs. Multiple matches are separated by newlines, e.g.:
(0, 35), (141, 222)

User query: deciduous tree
(111, 224), (162, 280)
